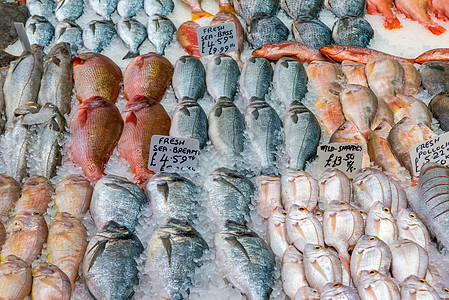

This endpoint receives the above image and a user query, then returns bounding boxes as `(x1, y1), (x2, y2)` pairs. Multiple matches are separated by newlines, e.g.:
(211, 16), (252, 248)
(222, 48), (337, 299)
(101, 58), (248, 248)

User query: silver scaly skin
(147, 14), (176, 56)
(239, 57), (273, 104)
(273, 57), (308, 106)
(89, 0), (117, 20)
(233, 0), (279, 21)
(117, 0), (143, 18)
(144, 0), (174, 16)
(55, 0), (84, 21)
(206, 54), (240, 102)
(292, 17), (332, 50)
(83, 20), (116, 53)
(247, 14), (289, 49)
(281, 0), (323, 18)
(172, 55), (206, 102)
(55, 20), (83, 55)
(27, 0), (55, 19)
(326, 0), (366, 17)
(117, 18), (147, 60)
(26, 15), (55, 47)
(332, 16), (374, 48)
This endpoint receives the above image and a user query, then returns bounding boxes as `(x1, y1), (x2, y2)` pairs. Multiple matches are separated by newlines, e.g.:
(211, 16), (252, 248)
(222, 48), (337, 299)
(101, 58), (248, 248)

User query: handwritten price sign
(316, 143), (364, 178)
(196, 22), (238, 57)
(148, 135), (199, 172)
(410, 131), (449, 176)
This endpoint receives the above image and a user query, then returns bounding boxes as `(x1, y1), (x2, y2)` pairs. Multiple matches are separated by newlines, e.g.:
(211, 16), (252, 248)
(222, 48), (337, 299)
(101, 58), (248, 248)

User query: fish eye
(382, 207), (391, 213)
(312, 290), (318, 294)
(360, 211), (366, 215)
(118, 225), (126, 230)
(409, 213), (416, 218)
(419, 279), (426, 284)
(443, 288), (449, 293)
(340, 201), (345, 205)
(314, 245), (322, 250)
(137, 95), (145, 100)
(368, 236), (377, 241)
(333, 283), (341, 288)
(299, 207), (306, 211)
(340, 125), (346, 130)
(369, 270), (377, 275)
(282, 211), (287, 216)
(316, 212), (323, 217)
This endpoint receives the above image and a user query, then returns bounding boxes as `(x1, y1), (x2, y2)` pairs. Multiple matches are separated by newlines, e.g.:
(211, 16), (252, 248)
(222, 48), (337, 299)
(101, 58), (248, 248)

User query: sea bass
(206, 54), (240, 102)
(240, 57), (273, 103)
(273, 57), (308, 106)
(172, 55), (206, 102)
(233, 0), (279, 21)
(117, 18), (147, 60)
(146, 14), (176, 56)
(82, 20), (117, 52)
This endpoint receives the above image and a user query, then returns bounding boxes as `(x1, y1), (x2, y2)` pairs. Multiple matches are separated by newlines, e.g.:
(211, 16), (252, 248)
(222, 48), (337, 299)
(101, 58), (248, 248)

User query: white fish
(318, 168), (352, 211)
(390, 239), (429, 282)
(365, 201), (398, 245)
(357, 270), (400, 300)
(256, 175), (281, 219)
(286, 205), (324, 252)
(396, 208), (431, 249)
(281, 245), (308, 299)
(281, 169), (318, 212)
(352, 168), (392, 212)
(294, 286), (320, 300)
(400, 275), (441, 300)
(320, 283), (361, 300)
(267, 206), (289, 258)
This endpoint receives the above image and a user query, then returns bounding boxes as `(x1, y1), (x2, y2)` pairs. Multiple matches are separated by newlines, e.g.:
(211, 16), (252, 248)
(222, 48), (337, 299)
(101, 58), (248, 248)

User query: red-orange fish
(320, 45), (415, 64)
(124, 53), (174, 102)
(72, 53), (123, 103)
(118, 96), (171, 186)
(341, 60), (368, 86)
(306, 61), (342, 95)
(15, 175), (53, 214)
(315, 91), (346, 135)
(367, 0), (402, 29)
(431, 0), (449, 20)
(219, 0), (236, 13)
(399, 61), (422, 96)
(211, 11), (244, 66)
(68, 96), (124, 183)
(182, 0), (213, 20)
(177, 21), (201, 59)
(252, 41), (327, 63)
(415, 48), (449, 63)
(418, 123), (437, 139)
(395, 0), (446, 35)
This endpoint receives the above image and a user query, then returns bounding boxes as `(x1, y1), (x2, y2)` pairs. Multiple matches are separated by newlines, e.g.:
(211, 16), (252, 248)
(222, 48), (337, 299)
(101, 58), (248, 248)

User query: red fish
(431, 0), (449, 20)
(415, 48), (449, 63)
(68, 96), (124, 182)
(182, 0), (213, 20)
(177, 21), (201, 59)
(252, 41), (327, 63)
(395, 0), (446, 35)
(72, 53), (123, 103)
(367, 0), (402, 29)
(219, 0), (236, 13)
(320, 45), (415, 64)
(118, 95), (171, 186)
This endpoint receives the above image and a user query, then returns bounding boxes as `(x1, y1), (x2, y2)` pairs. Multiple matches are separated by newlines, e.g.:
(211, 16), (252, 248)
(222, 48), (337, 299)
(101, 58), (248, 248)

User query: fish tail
(384, 17), (402, 30)
(192, 10), (214, 20)
(426, 24), (447, 35)
(123, 51), (139, 60)
(219, 3), (236, 14)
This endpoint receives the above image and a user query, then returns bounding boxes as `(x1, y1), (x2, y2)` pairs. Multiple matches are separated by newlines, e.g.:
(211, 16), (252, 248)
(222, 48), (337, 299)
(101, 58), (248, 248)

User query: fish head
(357, 235), (385, 250)
(319, 45), (345, 62)
(47, 42), (71, 57)
(287, 204), (310, 220)
(282, 245), (302, 263)
(369, 201), (394, 220)
(303, 243), (327, 258)
(327, 200), (351, 212)
(321, 283), (356, 298)
(294, 286), (320, 300)
(14, 102), (41, 117)
(97, 221), (132, 240)
(270, 206), (287, 223)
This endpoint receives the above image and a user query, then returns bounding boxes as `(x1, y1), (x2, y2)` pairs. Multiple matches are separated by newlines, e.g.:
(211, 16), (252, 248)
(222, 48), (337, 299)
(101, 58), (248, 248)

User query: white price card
(196, 22), (238, 57)
(316, 143), (364, 179)
(410, 131), (449, 176)
(148, 135), (200, 172)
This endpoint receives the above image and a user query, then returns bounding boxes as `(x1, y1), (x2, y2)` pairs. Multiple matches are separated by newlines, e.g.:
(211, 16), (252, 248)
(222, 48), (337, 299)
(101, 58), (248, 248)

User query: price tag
(148, 135), (200, 172)
(316, 143), (364, 178)
(410, 132), (449, 176)
(196, 22), (238, 57)
(14, 22), (32, 53)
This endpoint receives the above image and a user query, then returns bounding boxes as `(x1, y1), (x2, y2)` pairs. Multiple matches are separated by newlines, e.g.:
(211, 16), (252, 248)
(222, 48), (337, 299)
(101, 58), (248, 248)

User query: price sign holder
(196, 22), (238, 57)
(410, 131), (449, 176)
(316, 143), (364, 178)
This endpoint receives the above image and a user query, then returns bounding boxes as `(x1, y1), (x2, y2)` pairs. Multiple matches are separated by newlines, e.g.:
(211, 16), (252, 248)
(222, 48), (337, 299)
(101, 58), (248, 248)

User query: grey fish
(206, 54), (240, 102)
(429, 93), (449, 132)
(214, 220), (276, 299)
(117, 0), (143, 18)
(3, 45), (43, 125)
(205, 168), (254, 224)
(239, 56), (273, 103)
(233, 0), (279, 21)
(83, 20), (117, 53)
(144, 0), (174, 16)
(420, 61), (449, 95)
(90, 175), (147, 231)
(27, 0), (55, 19)
(245, 99), (282, 175)
(145, 172), (200, 223)
(147, 14), (176, 55)
(89, 0), (117, 20)
(281, 0), (323, 18)
(247, 14), (289, 49)
(284, 101), (320, 170)
(145, 218), (208, 299)
(170, 100), (208, 148)
(172, 55), (206, 102)
(26, 16), (55, 47)
(332, 16), (374, 48)
(38, 42), (73, 116)
(83, 221), (143, 300)
(273, 57), (307, 106)
(117, 18), (147, 59)
(56, 19), (84, 55)
(326, 0), (366, 17)
(292, 16), (332, 50)
(208, 97), (245, 159)
(55, 0), (84, 21)
(22, 103), (66, 179)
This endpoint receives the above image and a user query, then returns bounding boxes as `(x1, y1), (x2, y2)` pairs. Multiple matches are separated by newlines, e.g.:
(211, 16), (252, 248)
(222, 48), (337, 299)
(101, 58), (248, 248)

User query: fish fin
(72, 56), (85, 66)
(125, 111), (138, 125)
(51, 57), (61, 66)
(87, 240), (107, 272)
(214, 106), (223, 117)
(89, 23), (96, 35)
(291, 113), (298, 124)
(160, 235), (172, 266)
(156, 182), (169, 203)
(384, 17), (402, 30)
(224, 235), (251, 261)
(49, 118), (61, 131)
(411, 177), (419, 187)
(251, 108), (259, 120)
(432, 9), (449, 21)
(31, 24), (37, 34)
(180, 106), (191, 116)
(76, 109), (88, 127)
(123, 51), (139, 60)
(192, 10), (214, 20)
(219, 4), (236, 14)
(426, 24), (446, 36)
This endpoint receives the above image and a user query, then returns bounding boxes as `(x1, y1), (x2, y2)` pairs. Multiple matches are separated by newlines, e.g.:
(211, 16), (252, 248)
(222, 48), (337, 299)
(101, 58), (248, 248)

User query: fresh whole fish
(91, 175), (147, 231)
(247, 14), (289, 49)
(55, 174), (93, 217)
(386, 178), (407, 217)
(0, 175), (20, 218)
(292, 17), (332, 50)
(281, 0), (323, 18)
(177, 21), (201, 59)
(146, 217), (208, 299)
(256, 175), (281, 219)
(181, 0), (213, 20)
(281, 169), (318, 212)
(281, 245), (308, 299)
(89, 0), (117, 20)
(399, 61), (421, 96)
(372, 97), (394, 130)
(356, 270), (400, 300)
(147, 14), (176, 56)
(332, 16), (374, 48)
(123, 52), (174, 102)
(245, 99), (282, 175)
(14, 175), (53, 214)
(267, 206), (288, 257)
(72, 52), (122, 103)
(47, 212), (88, 287)
(396, 208), (431, 249)
(434, 283), (449, 300)
(172, 55), (205, 102)
(26, 15), (55, 47)
(388, 94), (432, 127)
(320, 283), (361, 300)
(284, 101), (321, 170)
(420, 62), (449, 95)
(83, 20), (117, 53)
(352, 168), (392, 212)
(204, 168), (254, 224)
(295, 287), (321, 300)
(68, 96), (124, 182)
(1, 212), (48, 264)
(419, 123), (437, 140)
(286, 205), (324, 252)
(429, 93), (449, 131)
(117, 0), (143, 17)
(144, 0), (174, 15)
(365, 58), (405, 99)
(118, 96), (171, 185)
(314, 90), (346, 135)
(55, 20), (83, 55)
(318, 168), (351, 211)
(366, 0), (402, 29)
(206, 54), (240, 102)
(170, 100), (208, 148)
(416, 48), (449, 63)
(118, 18), (147, 60)
(145, 172), (199, 223)
(208, 97), (245, 159)
(390, 239), (428, 282)
(253, 41), (327, 62)
(365, 201), (398, 245)
(341, 60), (368, 86)
(395, 0), (446, 35)
(401, 275), (441, 300)
(83, 221), (143, 300)
(306, 61), (342, 95)
(320, 45), (415, 64)
(214, 220), (276, 299)
(233, 0), (280, 21)
(55, 0), (84, 21)
(32, 262), (72, 300)
(240, 57), (273, 103)
(0, 255), (32, 300)
(27, 0), (55, 19)
(273, 57), (308, 106)
(303, 244), (342, 291)
(38, 42), (73, 116)
(326, 0), (366, 17)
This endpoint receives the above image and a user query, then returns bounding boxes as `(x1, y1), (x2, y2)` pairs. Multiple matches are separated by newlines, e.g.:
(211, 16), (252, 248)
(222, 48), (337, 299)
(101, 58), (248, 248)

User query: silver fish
(206, 54), (240, 102)
(26, 15), (54, 47)
(90, 175), (147, 231)
(284, 101), (321, 170)
(286, 205), (324, 252)
(38, 42), (73, 116)
(401, 275), (441, 300)
(83, 221), (143, 300)
(390, 239), (429, 282)
(247, 14), (289, 49)
(215, 220), (276, 299)
(281, 0), (323, 18)
(267, 206), (288, 258)
(147, 14), (176, 55)
(144, 0), (174, 16)
(365, 201), (398, 245)
(170, 100), (208, 148)
(397, 208), (431, 249)
(27, 0), (55, 19)
(145, 172), (199, 223)
(273, 57), (308, 106)
(318, 168), (352, 211)
(332, 16), (374, 48)
(256, 175), (281, 219)
(292, 16), (332, 50)
(55, 0), (84, 21)
(83, 20), (117, 53)
(239, 56), (273, 103)
(145, 218), (208, 299)
(55, 20), (83, 55)
(356, 270), (400, 300)
(172, 55), (206, 102)
(294, 287), (320, 300)
(321, 283), (361, 300)
(233, 0), (279, 21)
(117, 0), (143, 17)
(281, 245), (308, 299)
(89, 0), (117, 20)
(281, 169), (318, 212)
(118, 18), (147, 59)
(326, 0), (366, 17)
(352, 168), (392, 212)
